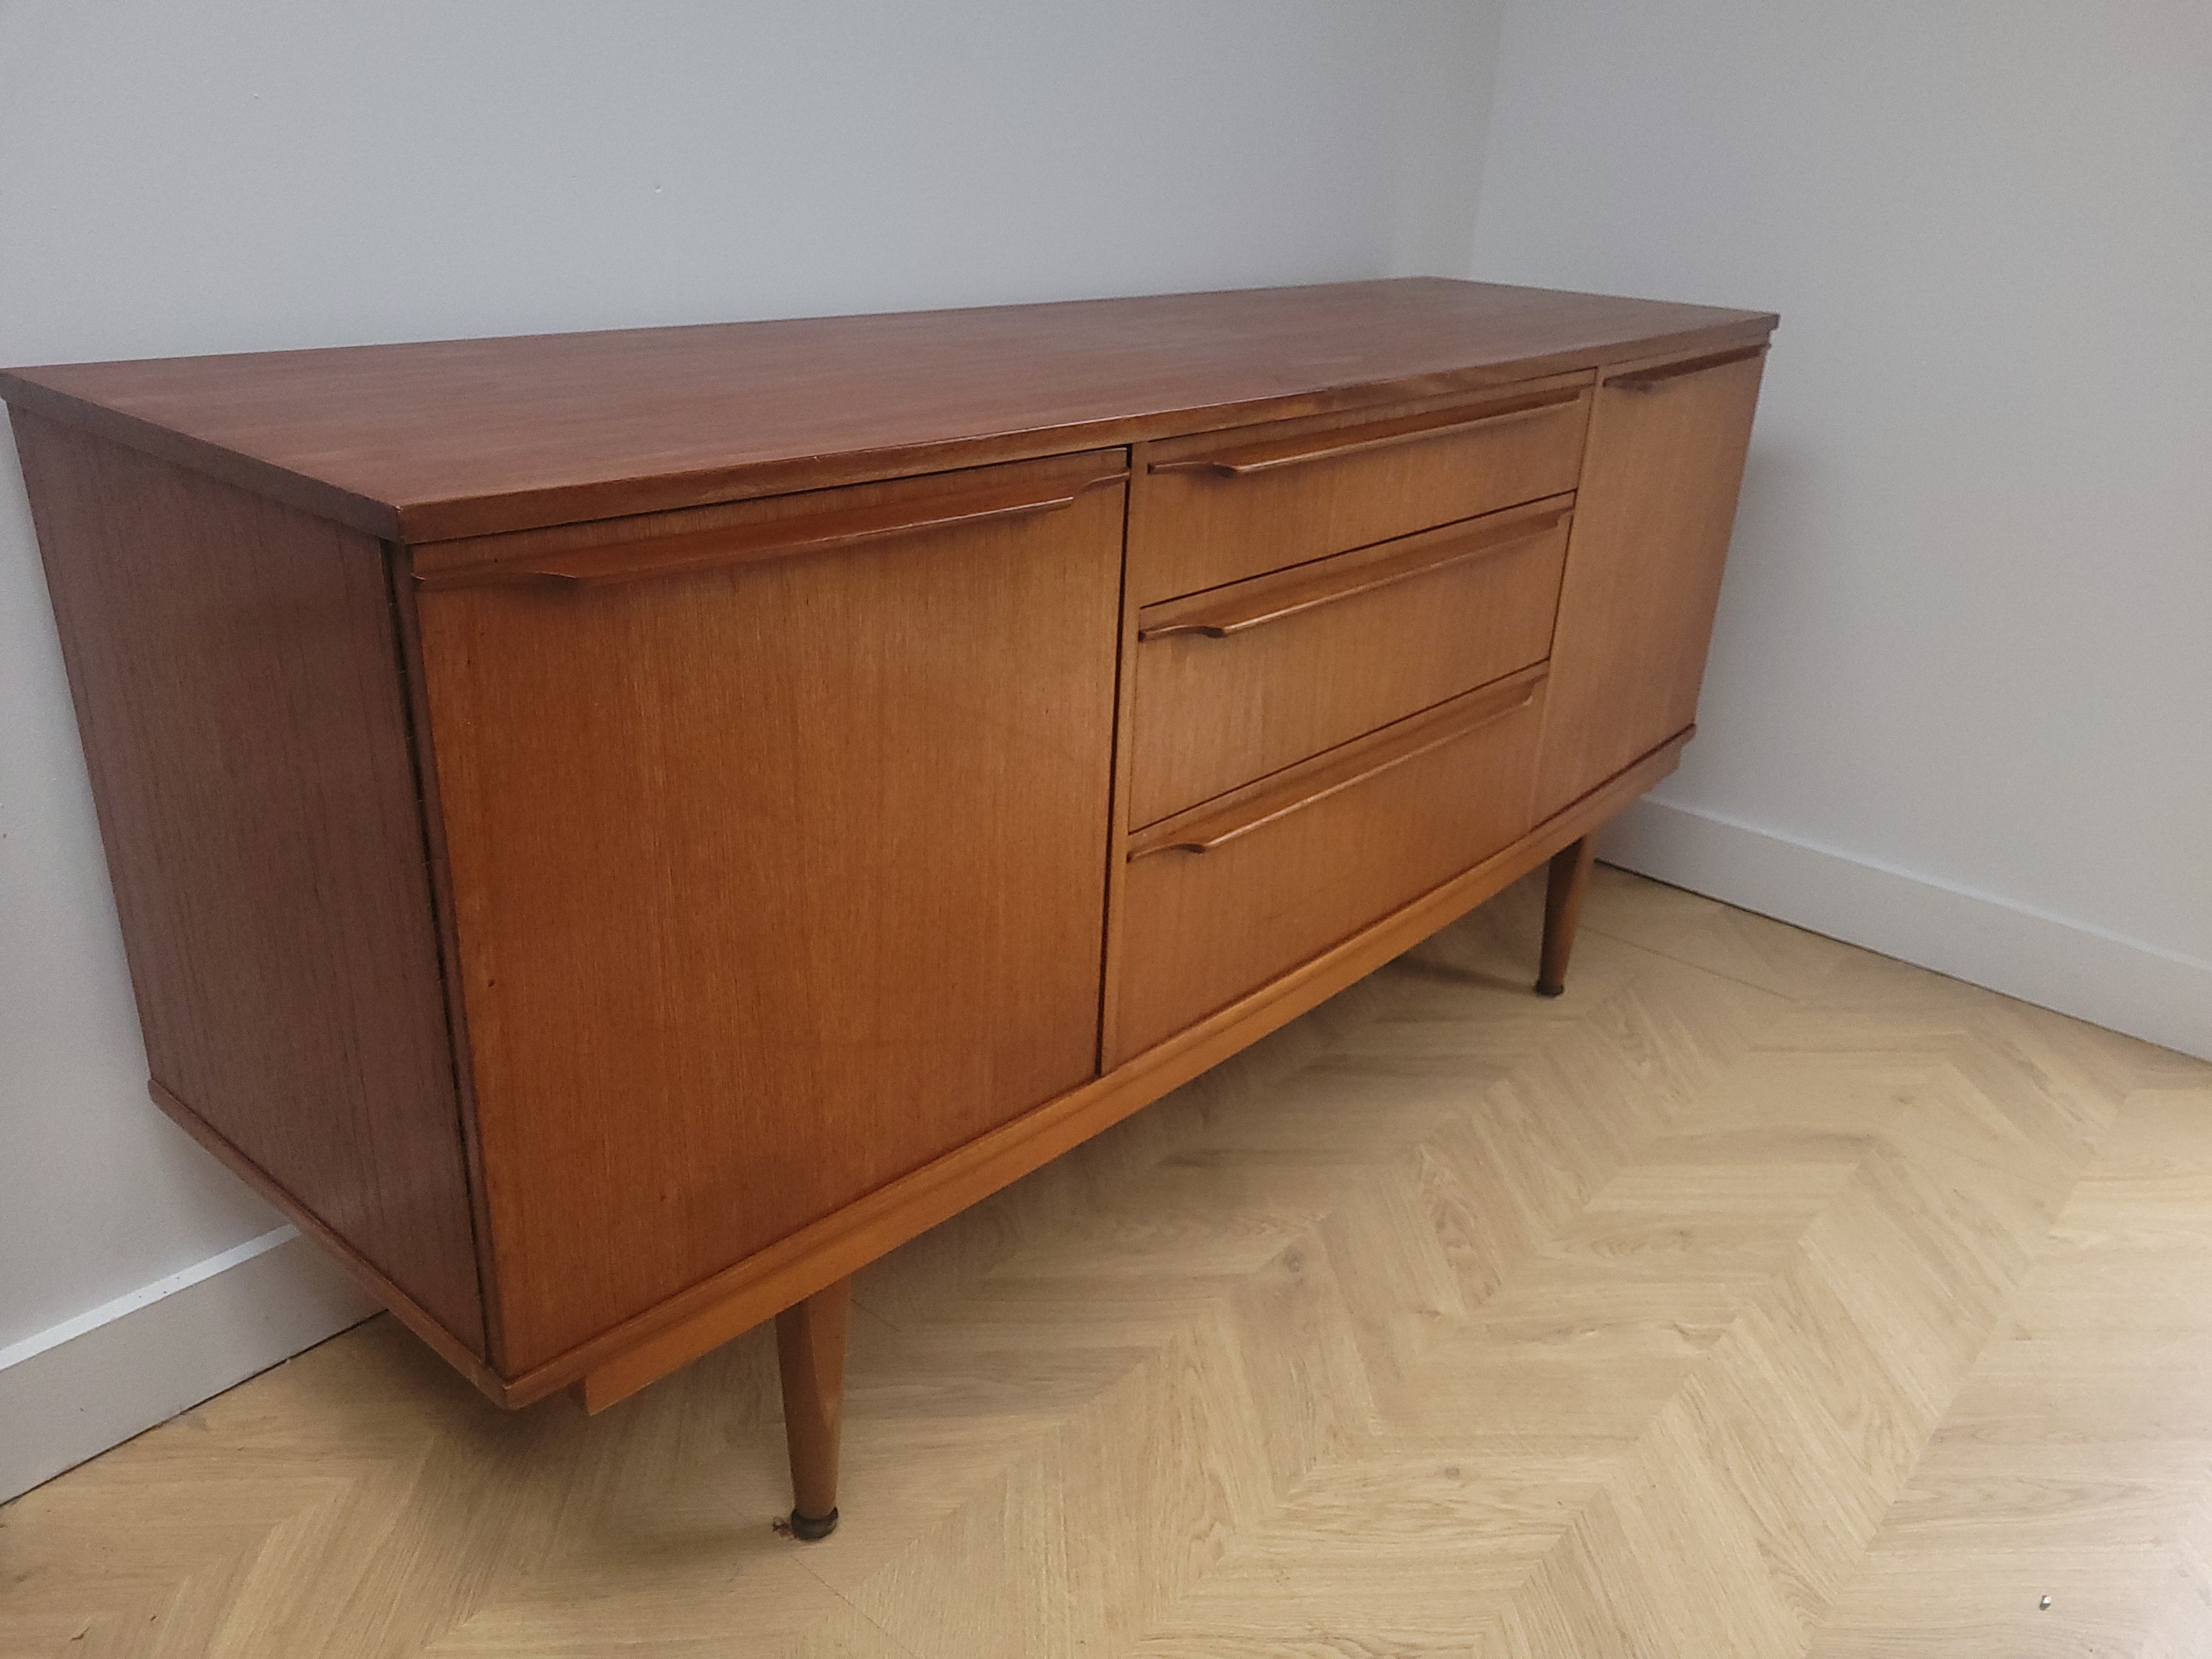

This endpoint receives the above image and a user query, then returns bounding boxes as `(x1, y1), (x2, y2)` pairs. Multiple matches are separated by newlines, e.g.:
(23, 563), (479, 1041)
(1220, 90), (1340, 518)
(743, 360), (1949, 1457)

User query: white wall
(0, 0), (1503, 1495)
(1471, 1), (2212, 1058)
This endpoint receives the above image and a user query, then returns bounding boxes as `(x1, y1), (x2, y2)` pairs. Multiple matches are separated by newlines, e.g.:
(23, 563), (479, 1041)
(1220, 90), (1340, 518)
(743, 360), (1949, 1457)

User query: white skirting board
(0, 1226), (379, 1503)
(1600, 795), (2212, 1064)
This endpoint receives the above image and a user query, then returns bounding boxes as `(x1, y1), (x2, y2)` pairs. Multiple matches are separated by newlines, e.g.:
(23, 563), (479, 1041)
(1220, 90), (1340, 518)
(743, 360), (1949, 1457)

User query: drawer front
(1130, 496), (1571, 827)
(1111, 667), (1547, 1064)
(1131, 373), (1592, 603)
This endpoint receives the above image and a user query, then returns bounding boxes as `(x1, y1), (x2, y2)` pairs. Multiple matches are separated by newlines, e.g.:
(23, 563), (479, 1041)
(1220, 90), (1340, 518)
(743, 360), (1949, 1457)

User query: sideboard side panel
(1532, 346), (1768, 819)
(11, 411), (487, 1355)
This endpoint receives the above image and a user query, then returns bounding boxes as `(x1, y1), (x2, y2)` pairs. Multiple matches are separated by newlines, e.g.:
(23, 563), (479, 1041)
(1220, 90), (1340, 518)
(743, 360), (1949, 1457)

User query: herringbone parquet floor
(5, 867), (2210, 1657)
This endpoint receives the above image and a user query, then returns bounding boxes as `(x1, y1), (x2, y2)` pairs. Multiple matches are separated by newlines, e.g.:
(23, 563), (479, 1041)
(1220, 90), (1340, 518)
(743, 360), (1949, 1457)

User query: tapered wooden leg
(775, 1276), (851, 1541)
(1535, 834), (1598, 997)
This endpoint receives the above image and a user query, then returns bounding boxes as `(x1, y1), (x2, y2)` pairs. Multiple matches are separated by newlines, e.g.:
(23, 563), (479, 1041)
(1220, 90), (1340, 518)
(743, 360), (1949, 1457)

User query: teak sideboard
(5, 279), (1774, 1538)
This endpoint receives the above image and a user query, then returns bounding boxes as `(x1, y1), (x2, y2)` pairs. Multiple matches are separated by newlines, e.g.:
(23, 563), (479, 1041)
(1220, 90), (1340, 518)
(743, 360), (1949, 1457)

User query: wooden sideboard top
(1, 278), (1775, 543)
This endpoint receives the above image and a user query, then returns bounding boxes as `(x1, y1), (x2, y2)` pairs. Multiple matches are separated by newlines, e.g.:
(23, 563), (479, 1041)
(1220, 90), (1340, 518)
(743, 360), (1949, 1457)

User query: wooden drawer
(1110, 667), (1547, 1063)
(1129, 495), (1571, 827)
(1131, 372), (1592, 603)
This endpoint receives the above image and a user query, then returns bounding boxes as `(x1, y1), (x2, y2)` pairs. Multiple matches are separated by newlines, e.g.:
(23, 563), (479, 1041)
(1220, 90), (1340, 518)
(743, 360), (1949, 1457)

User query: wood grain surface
(12, 411), (486, 1354)
(1130, 496), (1571, 826)
(496, 731), (1688, 1410)
(146, 1079), (502, 1397)
(5, 280), (1781, 1439)
(9, 868), (2202, 1659)
(1130, 371), (1592, 603)
(414, 452), (1126, 1372)
(1114, 669), (1548, 1063)
(0, 280), (1773, 541)
(1533, 343), (1768, 818)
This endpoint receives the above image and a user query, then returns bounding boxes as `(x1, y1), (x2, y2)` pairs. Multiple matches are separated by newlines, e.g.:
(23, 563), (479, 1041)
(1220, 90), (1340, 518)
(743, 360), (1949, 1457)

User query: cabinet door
(412, 452), (1125, 1373)
(1532, 345), (1767, 820)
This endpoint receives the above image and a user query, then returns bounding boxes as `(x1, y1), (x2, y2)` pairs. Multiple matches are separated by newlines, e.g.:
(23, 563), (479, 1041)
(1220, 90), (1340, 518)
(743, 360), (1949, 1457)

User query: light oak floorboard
(4, 868), (2206, 1658)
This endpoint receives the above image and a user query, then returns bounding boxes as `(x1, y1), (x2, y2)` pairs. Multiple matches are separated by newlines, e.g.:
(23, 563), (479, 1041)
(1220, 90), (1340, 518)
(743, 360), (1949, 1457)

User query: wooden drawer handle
(1605, 343), (1768, 393)
(1148, 387), (1585, 478)
(1128, 672), (1543, 860)
(419, 469), (1128, 590)
(1138, 506), (1571, 642)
